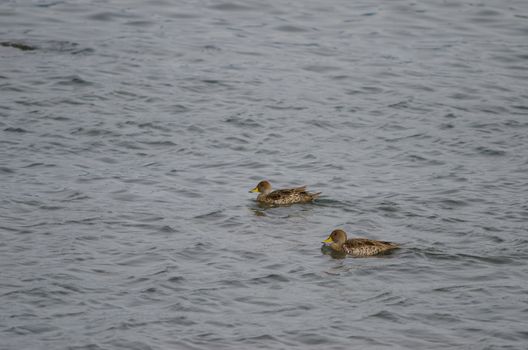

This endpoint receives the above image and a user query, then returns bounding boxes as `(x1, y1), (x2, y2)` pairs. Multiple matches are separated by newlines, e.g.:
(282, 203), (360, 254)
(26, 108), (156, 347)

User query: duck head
(249, 180), (272, 195)
(322, 229), (348, 245)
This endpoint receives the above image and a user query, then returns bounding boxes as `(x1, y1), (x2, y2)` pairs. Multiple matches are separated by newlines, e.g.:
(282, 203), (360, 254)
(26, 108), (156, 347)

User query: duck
(322, 229), (399, 257)
(249, 180), (321, 205)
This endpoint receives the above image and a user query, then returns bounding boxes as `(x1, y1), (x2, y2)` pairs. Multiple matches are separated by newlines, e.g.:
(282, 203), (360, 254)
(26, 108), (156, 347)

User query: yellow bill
(249, 187), (259, 193)
(322, 236), (333, 243)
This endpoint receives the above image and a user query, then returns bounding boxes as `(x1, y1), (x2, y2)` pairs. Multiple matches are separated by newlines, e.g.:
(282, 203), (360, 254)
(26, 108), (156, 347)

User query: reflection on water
(320, 245), (347, 259)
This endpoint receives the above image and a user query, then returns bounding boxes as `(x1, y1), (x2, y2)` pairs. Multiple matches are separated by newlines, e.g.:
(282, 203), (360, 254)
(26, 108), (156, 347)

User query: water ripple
(1, 0), (527, 349)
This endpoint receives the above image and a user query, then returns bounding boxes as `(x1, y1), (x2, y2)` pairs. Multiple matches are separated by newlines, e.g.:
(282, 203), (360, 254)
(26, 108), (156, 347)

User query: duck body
(250, 180), (320, 205)
(322, 229), (398, 257)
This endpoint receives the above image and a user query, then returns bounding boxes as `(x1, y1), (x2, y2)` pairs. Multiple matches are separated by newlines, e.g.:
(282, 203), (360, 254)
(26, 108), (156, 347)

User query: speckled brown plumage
(322, 229), (399, 257)
(249, 180), (321, 205)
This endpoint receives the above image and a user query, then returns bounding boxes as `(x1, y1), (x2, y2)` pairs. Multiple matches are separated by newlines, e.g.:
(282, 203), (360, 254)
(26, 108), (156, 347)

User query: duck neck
(258, 188), (271, 199)
(330, 242), (343, 252)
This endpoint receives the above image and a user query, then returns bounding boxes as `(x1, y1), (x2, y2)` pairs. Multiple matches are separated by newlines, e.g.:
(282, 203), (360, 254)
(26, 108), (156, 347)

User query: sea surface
(1, 0), (528, 349)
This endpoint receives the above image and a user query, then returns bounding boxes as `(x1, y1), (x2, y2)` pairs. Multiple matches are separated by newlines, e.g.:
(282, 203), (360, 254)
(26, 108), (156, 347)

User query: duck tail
(383, 241), (399, 249)
(311, 192), (322, 200)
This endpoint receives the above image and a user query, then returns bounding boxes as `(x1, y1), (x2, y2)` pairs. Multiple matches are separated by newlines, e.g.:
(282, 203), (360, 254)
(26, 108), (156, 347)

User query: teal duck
(322, 229), (399, 257)
(249, 180), (321, 205)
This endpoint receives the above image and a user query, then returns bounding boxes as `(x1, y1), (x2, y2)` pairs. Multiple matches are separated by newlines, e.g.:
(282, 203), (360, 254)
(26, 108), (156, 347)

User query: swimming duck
(249, 180), (321, 205)
(322, 229), (399, 257)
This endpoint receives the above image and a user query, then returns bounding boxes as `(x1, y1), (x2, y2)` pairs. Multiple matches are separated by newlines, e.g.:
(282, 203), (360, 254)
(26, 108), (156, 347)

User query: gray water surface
(1, 0), (528, 349)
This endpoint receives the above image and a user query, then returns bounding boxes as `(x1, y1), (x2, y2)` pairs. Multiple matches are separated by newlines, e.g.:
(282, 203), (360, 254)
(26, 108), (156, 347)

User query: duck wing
(343, 238), (399, 256)
(291, 185), (321, 198)
(267, 188), (301, 200)
(291, 185), (307, 193)
(264, 186), (320, 204)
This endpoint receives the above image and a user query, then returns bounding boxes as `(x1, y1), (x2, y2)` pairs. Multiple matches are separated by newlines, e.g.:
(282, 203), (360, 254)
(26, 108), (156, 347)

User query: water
(1, 0), (528, 349)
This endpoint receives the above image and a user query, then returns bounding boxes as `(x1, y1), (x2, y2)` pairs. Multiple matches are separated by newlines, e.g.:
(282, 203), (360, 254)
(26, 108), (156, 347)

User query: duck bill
(249, 187), (259, 193)
(322, 236), (333, 243)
